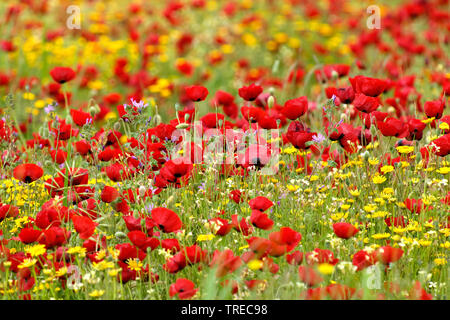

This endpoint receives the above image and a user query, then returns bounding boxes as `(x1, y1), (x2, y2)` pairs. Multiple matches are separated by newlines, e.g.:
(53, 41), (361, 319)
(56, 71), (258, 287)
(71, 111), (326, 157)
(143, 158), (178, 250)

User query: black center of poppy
(24, 176), (32, 183)
(251, 158), (264, 168)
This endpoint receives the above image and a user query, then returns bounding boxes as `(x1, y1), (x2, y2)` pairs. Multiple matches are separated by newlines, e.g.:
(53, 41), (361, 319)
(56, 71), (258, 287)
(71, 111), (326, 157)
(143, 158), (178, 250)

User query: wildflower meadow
(0, 0), (448, 302)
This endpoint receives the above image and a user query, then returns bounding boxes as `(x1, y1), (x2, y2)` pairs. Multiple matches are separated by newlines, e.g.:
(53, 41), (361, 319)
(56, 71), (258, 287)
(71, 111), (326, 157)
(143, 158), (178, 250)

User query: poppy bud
(331, 70), (339, 80)
(139, 186), (146, 198)
(176, 123), (190, 129)
(154, 114), (162, 126)
(361, 151), (370, 160)
(89, 107), (97, 117)
(114, 122), (121, 131)
(267, 95), (275, 109)
(115, 231), (127, 239)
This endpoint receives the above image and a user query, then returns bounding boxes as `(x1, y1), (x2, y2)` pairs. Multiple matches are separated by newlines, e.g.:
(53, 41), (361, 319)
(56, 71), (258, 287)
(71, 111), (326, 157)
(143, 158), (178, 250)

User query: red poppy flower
(286, 121), (317, 150)
(100, 186), (120, 203)
(17, 268), (35, 292)
(169, 278), (198, 299)
(48, 118), (78, 140)
(71, 215), (98, 240)
(18, 228), (42, 244)
(151, 207), (182, 233)
(374, 246), (403, 264)
(185, 85), (208, 102)
(286, 251), (304, 265)
(231, 214), (253, 236)
(406, 118), (426, 140)
(35, 208), (62, 229)
(326, 284), (357, 300)
(424, 99), (445, 119)
(70, 109), (93, 127)
(164, 252), (187, 273)
(377, 118), (407, 138)
(352, 250), (376, 271)
(243, 237), (271, 261)
(335, 86), (355, 104)
(13, 163), (43, 183)
(241, 105), (264, 123)
(215, 90), (234, 106)
(300, 287), (327, 300)
(210, 249), (242, 277)
(223, 102), (239, 118)
(161, 239), (181, 252)
(50, 66), (76, 84)
(349, 75), (388, 97)
(37, 227), (57, 248)
(209, 218), (233, 236)
(353, 93), (380, 113)
(315, 64), (350, 82)
(115, 243), (146, 262)
(58, 167), (89, 186)
(404, 198), (425, 214)
(332, 222), (359, 239)
(98, 147), (121, 162)
(250, 210), (274, 230)
(176, 60), (194, 76)
(200, 113), (225, 128)
(229, 189), (244, 203)
(306, 248), (339, 265)
(127, 231), (160, 251)
(238, 83), (263, 101)
(123, 215), (142, 232)
(298, 266), (323, 287)
(74, 140), (91, 155)
(430, 134), (450, 157)
(268, 227), (302, 256)
(288, 67), (306, 84)
(0, 204), (19, 221)
(408, 281), (433, 300)
(184, 244), (207, 264)
(158, 159), (193, 186)
(258, 111), (282, 129)
(248, 196), (273, 212)
(281, 96), (308, 120)
(50, 149), (67, 164)
(105, 163), (133, 182)
(146, 123), (176, 143)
